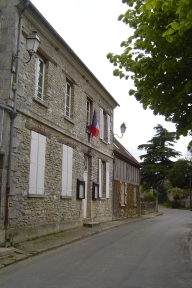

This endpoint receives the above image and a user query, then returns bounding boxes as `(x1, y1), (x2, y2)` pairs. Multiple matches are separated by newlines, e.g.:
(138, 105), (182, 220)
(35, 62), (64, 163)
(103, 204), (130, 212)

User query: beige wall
(0, 1), (117, 244)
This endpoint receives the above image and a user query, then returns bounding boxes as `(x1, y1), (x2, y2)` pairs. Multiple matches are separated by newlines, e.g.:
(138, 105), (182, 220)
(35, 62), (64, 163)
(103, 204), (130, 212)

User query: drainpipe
(4, 0), (30, 230)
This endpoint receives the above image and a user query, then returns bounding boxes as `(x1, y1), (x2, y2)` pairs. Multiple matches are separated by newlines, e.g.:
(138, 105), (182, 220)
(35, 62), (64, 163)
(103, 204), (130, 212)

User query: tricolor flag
(87, 110), (99, 142)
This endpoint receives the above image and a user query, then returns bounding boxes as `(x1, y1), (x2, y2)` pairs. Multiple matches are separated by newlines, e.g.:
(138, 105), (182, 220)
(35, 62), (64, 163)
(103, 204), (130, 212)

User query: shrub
(168, 187), (189, 200)
(170, 200), (180, 209)
(143, 192), (156, 202)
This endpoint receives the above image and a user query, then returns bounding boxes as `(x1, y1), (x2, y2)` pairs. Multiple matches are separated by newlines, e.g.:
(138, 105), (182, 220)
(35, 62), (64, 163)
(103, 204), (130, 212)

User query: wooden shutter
(62, 144), (68, 196)
(98, 159), (102, 197)
(100, 108), (103, 139)
(37, 134), (46, 194)
(62, 144), (73, 196)
(29, 131), (38, 194)
(107, 115), (110, 144)
(29, 131), (46, 195)
(35, 57), (39, 97)
(106, 162), (109, 198)
(67, 146), (73, 196)
(125, 183), (127, 204)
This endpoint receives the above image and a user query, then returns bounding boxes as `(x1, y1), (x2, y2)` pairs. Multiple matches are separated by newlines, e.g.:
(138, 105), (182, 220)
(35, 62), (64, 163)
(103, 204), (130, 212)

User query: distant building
(113, 138), (142, 219)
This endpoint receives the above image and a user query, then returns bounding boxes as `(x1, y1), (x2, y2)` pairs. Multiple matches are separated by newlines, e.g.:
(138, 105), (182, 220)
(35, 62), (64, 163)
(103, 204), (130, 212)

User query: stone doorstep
(0, 248), (15, 258)
(0, 247), (26, 259)
(83, 222), (100, 228)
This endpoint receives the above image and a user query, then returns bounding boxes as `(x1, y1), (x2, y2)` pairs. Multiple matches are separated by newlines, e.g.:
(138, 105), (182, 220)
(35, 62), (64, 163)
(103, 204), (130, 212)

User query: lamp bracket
(114, 134), (123, 139)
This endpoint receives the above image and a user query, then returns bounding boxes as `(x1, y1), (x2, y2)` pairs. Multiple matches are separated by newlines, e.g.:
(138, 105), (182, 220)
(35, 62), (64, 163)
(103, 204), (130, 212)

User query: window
(98, 159), (109, 198)
(61, 144), (73, 197)
(120, 182), (127, 206)
(35, 55), (45, 100)
(65, 82), (71, 117)
(29, 131), (46, 195)
(86, 99), (91, 127)
(99, 108), (110, 144)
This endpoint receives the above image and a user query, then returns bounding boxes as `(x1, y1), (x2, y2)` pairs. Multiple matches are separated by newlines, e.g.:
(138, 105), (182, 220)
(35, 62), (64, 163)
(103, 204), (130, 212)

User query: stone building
(113, 138), (142, 219)
(0, 0), (119, 245)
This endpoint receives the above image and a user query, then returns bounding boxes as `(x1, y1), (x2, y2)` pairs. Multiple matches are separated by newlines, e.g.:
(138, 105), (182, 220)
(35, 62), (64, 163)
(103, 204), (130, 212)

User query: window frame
(86, 99), (91, 127)
(35, 55), (45, 100)
(65, 82), (72, 118)
(99, 108), (110, 144)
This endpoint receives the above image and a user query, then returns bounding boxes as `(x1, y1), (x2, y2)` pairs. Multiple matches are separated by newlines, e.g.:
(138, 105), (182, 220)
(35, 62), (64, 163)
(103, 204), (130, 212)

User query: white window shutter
(62, 144), (68, 196)
(134, 187), (137, 204)
(125, 183), (127, 204)
(37, 134), (46, 195)
(29, 131), (38, 194)
(98, 159), (102, 197)
(62, 144), (73, 196)
(107, 115), (110, 144)
(34, 57), (39, 96)
(100, 108), (103, 139)
(106, 162), (109, 198)
(67, 146), (73, 196)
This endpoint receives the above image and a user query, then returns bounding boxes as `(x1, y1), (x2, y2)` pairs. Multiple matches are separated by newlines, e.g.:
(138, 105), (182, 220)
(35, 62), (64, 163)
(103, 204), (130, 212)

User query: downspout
(4, 0), (30, 231)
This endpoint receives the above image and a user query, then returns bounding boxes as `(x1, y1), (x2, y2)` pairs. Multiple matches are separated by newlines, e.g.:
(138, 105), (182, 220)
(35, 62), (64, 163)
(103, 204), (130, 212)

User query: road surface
(0, 207), (192, 288)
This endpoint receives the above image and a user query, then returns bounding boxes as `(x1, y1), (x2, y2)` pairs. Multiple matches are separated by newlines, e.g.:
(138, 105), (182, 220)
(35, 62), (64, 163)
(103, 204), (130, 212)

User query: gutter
(2, 0), (30, 232)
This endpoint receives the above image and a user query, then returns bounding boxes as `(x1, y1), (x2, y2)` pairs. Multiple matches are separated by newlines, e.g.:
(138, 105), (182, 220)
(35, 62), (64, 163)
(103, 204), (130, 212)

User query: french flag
(88, 110), (99, 141)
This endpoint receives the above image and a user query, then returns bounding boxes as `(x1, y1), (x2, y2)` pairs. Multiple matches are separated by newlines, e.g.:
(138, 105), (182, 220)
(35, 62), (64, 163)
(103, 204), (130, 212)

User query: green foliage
(143, 192), (156, 201)
(168, 159), (191, 188)
(107, 0), (192, 138)
(138, 124), (181, 190)
(143, 0), (192, 39)
(167, 186), (189, 200)
(169, 199), (180, 209)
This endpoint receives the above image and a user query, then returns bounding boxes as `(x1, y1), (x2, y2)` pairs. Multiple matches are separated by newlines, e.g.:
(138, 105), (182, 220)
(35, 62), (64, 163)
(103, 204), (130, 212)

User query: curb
(0, 213), (164, 269)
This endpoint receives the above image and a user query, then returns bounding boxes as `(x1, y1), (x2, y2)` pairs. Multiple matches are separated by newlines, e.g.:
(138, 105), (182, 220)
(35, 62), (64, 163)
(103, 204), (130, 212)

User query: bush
(143, 192), (156, 202)
(168, 187), (189, 200)
(170, 200), (180, 209)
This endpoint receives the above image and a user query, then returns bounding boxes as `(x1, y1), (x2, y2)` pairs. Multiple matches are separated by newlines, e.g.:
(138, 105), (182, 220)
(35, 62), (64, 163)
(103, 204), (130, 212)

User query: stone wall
(113, 180), (140, 219)
(140, 202), (156, 214)
(0, 1), (116, 244)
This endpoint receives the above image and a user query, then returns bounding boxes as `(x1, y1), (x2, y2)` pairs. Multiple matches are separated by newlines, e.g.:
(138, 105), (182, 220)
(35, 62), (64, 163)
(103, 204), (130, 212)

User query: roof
(18, 0), (119, 108)
(114, 137), (142, 168)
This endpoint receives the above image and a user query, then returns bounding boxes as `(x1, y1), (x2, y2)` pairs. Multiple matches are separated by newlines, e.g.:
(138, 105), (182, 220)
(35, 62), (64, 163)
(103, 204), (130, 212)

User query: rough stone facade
(113, 138), (142, 219)
(0, 1), (119, 245)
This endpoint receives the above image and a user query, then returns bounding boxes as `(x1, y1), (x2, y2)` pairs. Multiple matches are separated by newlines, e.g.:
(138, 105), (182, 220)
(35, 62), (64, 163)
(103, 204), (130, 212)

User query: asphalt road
(0, 207), (192, 288)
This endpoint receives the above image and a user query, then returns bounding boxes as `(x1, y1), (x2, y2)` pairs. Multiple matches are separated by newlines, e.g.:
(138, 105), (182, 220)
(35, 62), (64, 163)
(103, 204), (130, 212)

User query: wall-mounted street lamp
(26, 32), (40, 62)
(114, 122), (127, 138)
(12, 32), (40, 65)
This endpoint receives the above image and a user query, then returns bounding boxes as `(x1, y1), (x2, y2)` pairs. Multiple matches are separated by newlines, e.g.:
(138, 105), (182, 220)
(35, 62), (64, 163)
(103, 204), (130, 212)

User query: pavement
(0, 212), (163, 269)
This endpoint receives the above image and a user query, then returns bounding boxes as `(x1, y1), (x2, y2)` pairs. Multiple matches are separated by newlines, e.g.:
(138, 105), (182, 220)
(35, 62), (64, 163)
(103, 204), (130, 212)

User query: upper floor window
(35, 55), (45, 100)
(99, 108), (110, 144)
(65, 82), (71, 117)
(87, 99), (91, 127)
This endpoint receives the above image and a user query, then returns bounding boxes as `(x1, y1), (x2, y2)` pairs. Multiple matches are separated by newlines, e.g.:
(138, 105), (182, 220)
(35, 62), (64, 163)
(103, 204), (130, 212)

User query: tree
(138, 124), (181, 190)
(168, 159), (191, 189)
(142, 0), (192, 41)
(107, 0), (192, 138)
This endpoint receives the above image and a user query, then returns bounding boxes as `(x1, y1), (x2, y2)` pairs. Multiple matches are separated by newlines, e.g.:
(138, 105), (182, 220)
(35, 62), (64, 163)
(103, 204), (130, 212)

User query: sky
(30, 0), (191, 161)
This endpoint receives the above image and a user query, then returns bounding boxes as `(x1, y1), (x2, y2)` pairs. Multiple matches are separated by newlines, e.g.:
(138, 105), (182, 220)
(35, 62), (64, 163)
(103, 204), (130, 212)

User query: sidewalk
(0, 212), (163, 269)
